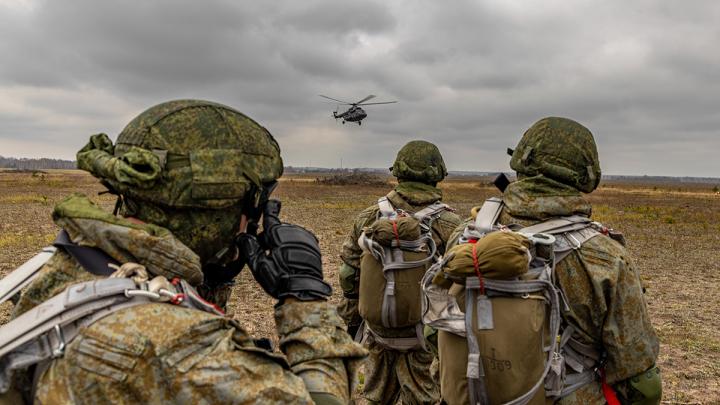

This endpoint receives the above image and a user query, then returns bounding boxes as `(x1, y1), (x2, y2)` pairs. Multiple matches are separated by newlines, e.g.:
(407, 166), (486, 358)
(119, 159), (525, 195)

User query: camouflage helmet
(390, 140), (448, 184)
(509, 117), (601, 193)
(77, 99), (283, 209)
(76, 100), (284, 264)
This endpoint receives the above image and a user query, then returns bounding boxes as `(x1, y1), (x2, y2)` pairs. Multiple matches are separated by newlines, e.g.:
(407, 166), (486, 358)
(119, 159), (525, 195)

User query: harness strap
(413, 201), (450, 223)
(0, 278), (137, 359)
(381, 246), (403, 328)
(53, 230), (119, 276)
(364, 323), (427, 352)
(0, 274), (225, 394)
(377, 196), (396, 218)
(520, 216), (591, 235)
(473, 197), (504, 234)
(553, 227), (601, 263)
(0, 246), (56, 306)
(465, 280), (490, 405)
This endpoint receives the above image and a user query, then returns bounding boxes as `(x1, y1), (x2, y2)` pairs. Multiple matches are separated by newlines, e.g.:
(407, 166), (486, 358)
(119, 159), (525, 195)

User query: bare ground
(1, 170), (718, 404)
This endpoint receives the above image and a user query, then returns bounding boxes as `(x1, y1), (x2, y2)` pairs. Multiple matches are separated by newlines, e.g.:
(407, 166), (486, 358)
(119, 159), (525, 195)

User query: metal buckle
(50, 325), (66, 358)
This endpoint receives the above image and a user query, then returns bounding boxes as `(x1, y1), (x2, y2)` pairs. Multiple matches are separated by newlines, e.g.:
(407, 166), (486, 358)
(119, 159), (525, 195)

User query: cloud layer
(1, 0), (718, 176)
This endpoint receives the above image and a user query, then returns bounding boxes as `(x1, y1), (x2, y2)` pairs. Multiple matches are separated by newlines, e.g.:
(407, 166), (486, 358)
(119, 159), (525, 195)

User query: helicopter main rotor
(319, 94), (397, 106)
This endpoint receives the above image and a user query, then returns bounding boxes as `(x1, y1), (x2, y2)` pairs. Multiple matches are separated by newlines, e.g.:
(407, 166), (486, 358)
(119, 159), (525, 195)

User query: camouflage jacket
(447, 176), (660, 404)
(10, 194), (366, 405)
(337, 181), (462, 335)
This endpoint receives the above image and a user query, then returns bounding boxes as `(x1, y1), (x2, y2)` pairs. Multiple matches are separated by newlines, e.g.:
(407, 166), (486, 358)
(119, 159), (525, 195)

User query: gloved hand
(236, 199), (332, 302)
(202, 250), (246, 287)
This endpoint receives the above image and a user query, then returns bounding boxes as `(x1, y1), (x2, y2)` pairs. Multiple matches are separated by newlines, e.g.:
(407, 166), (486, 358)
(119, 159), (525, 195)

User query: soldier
(0, 100), (366, 404)
(439, 117), (661, 404)
(337, 140), (462, 404)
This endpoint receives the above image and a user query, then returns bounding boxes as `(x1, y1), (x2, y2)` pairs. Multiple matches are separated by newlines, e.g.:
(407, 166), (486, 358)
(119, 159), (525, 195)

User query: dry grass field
(1, 169), (718, 404)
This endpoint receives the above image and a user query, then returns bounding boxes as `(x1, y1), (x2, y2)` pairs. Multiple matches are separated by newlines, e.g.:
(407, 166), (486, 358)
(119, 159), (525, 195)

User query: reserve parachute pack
(357, 196), (449, 350)
(423, 197), (614, 405)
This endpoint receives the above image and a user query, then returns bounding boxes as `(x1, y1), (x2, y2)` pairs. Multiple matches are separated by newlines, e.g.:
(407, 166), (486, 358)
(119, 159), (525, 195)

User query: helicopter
(319, 94), (397, 125)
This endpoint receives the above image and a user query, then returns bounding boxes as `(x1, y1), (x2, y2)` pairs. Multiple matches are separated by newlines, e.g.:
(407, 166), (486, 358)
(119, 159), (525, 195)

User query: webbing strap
(465, 282), (490, 405)
(0, 278), (137, 359)
(0, 296), (149, 393)
(0, 247), (56, 306)
(53, 230), (119, 276)
(377, 196), (396, 218)
(473, 197), (504, 234)
(520, 216), (591, 235)
(553, 227), (601, 264)
(413, 202), (450, 222)
(381, 246), (403, 328)
(365, 323), (426, 351)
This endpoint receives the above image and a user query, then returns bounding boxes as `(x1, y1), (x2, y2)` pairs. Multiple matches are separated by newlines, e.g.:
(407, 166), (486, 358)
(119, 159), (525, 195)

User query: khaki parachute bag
(422, 197), (611, 405)
(358, 196), (449, 350)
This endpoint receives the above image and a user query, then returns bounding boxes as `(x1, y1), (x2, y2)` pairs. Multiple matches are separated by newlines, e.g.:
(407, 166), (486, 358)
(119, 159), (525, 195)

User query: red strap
(391, 220), (401, 246)
(599, 368), (621, 405)
(471, 243), (485, 295)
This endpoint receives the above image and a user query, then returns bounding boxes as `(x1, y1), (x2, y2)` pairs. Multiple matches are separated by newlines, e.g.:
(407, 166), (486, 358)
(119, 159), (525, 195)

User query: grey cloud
(0, 0), (719, 176)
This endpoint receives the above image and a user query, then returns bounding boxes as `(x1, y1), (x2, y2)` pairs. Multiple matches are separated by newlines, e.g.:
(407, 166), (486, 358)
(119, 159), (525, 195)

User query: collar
(392, 181), (443, 207)
(503, 175), (592, 220)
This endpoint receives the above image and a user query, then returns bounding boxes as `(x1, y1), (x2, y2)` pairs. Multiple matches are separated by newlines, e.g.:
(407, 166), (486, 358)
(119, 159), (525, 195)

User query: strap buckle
(50, 324), (66, 358)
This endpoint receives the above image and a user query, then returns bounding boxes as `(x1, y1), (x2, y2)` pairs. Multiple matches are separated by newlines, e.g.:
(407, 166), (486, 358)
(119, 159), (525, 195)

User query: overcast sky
(0, 0), (718, 177)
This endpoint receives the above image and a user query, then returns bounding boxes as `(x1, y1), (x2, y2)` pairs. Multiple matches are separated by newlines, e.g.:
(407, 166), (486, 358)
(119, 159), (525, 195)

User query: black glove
(236, 199), (332, 302)
(202, 249), (246, 287)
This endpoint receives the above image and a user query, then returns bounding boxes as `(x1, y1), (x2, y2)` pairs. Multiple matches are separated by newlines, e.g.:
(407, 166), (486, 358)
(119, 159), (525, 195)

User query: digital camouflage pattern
(11, 193), (367, 404)
(78, 100), (284, 210)
(446, 175), (660, 404)
(362, 343), (438, 404)
(337, 181), (461, 404)
(509, 117), (601, 193)
(75, 100), (286, 308)
(390, 140), (448, 184)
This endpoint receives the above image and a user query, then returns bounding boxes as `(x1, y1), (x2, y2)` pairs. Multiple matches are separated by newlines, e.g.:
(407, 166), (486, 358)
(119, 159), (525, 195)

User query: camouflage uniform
(443, 118), (661, 405)
(4, 100), (367, 405)
(337, 141), (462, 404)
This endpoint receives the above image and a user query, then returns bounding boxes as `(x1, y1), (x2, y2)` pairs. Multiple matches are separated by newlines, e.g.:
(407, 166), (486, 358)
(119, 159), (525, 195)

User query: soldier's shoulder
(437, 208), (463, 226)
(575, 233), (632, 277)
(582, 232), (629, 258)
(353, 204), (380, 227)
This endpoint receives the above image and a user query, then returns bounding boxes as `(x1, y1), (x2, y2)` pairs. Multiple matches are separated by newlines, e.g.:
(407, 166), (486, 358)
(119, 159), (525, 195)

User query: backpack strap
(0, 278), (139, 359)
(53, 230), (119, 276)
(0, 246), (56, 306)
(474, 197), (504, 234)
(413, 201), (450, 221)
(461, 197), (504, 242)
(0, 274), (223, 394)
(520, 216), (601, 263)
(377, 196), (396, 218)
(363, 323), (427, 352)
(0, 278), (146, 393)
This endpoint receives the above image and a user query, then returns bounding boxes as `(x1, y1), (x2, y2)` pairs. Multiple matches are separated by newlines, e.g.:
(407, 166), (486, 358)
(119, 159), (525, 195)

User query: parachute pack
(423, 197), (621, 405)
(357, 196), (449, 350)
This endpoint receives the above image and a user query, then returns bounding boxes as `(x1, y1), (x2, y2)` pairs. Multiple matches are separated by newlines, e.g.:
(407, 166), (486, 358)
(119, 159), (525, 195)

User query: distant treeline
(0, 156), (76, 170)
